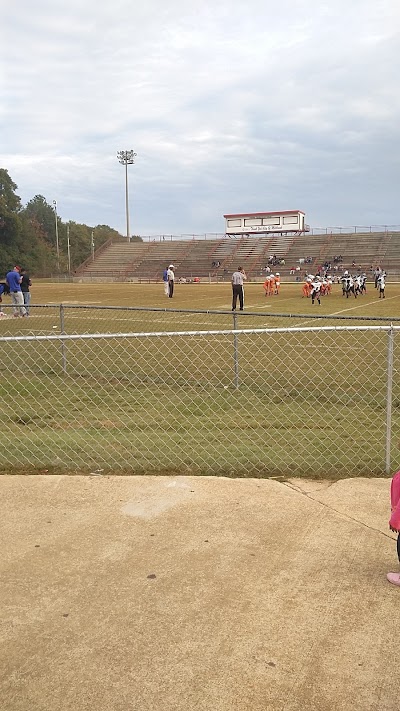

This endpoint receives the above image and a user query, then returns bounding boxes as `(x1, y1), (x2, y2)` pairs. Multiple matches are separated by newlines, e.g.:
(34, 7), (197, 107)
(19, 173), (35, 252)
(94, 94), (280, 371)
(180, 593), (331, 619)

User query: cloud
(2, 0), (400, 234)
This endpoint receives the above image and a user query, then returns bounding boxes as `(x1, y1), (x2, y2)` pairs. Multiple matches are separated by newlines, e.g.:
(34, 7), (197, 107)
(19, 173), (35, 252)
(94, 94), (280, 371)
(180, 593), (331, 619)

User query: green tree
(94, 225), (122, 241)
(19, 212), (56, 277)
(20, 195), (60, 275)
(0, 169), (23, 274)
(0, 169), (21, 213)
(23, 195), (57, 247)
(1, 169), (135, 276)
(64, 222), (92, 271)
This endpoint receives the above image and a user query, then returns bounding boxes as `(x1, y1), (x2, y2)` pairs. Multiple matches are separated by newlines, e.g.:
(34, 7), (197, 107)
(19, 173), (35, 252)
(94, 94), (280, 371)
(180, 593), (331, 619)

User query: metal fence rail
(0, 323), (399, 477)
(0, 303), (399, 338)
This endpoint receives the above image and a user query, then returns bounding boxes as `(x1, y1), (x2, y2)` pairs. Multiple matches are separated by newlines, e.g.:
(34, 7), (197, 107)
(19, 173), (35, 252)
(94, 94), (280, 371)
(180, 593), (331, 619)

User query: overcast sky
(2, 0), (400, 236)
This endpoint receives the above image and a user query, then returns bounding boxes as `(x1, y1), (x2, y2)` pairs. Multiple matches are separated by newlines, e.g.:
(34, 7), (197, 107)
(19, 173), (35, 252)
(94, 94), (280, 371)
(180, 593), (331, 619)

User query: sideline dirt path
(0, 475), (397, 711)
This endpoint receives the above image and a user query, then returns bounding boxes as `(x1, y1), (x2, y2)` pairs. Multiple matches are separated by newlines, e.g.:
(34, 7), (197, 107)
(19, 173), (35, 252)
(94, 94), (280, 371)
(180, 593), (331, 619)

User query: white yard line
(330, 294), (399, 316)
(292, 294), (400, 328)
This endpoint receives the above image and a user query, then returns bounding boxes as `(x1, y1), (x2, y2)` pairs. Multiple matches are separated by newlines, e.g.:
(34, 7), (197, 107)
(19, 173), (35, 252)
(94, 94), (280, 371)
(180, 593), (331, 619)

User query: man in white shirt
(231, 267), (246, 311)
(167, 264), (175, 298)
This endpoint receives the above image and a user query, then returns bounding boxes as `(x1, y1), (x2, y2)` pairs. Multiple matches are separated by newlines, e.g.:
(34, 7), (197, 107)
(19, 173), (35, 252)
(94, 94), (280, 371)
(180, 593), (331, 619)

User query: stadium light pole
(52, 200), (60, 272)
(117, 150), (137, 242)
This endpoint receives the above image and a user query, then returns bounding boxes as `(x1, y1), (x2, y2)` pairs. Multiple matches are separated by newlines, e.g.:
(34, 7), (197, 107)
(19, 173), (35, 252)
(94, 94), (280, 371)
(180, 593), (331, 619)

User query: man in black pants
(167, 264), (175, 298)
(231, 266), (246, 311)
(20, 268), (32, 315)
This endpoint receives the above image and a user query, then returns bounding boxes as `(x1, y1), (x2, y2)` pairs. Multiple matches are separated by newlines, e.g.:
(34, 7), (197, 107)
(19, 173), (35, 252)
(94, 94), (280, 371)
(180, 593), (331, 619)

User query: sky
(2, 0), (400, 237)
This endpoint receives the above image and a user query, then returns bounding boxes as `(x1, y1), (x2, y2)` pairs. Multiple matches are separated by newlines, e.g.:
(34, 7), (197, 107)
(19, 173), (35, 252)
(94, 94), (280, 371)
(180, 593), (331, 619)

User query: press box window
(262, 217), (280, 226)
(244, 218), (262, 226)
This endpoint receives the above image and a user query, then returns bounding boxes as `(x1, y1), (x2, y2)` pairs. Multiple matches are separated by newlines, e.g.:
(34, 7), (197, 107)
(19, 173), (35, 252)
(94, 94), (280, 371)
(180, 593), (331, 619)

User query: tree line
(0, 168), (141, 277)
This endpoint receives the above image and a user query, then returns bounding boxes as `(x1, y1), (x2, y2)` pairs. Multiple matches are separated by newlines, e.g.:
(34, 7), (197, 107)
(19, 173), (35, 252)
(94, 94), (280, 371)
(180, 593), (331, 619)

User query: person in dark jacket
(20, 268), (32, 315)
(0, 282), (10, 317)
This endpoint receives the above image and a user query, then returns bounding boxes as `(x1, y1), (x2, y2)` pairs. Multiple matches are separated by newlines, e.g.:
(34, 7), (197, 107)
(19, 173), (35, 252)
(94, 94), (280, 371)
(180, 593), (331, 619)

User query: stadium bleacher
(74, 231), (400, 281)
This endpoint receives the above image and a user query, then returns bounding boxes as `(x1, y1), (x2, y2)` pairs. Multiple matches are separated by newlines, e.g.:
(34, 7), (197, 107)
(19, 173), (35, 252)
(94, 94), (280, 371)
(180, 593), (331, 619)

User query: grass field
(1, 279), (400, 334)
(18, 278), (400, 318)
(1, 279), (400, 477)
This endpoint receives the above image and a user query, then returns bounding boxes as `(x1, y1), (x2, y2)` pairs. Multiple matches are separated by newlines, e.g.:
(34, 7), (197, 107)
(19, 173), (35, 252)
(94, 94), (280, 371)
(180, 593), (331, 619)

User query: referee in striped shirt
(231, 266), (247, 311)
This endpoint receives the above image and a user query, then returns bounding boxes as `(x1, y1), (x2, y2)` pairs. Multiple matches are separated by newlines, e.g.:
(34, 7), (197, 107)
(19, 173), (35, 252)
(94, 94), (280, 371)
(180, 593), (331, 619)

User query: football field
(1, 279), (400, 477)
(29, 278), (400, 321)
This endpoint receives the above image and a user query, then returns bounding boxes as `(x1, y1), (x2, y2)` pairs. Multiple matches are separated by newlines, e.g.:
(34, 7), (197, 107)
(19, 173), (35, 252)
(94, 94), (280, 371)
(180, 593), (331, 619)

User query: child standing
(387, 470), (400, 586)
(310, 277), (321, 305)
(378, 272), (386, 299)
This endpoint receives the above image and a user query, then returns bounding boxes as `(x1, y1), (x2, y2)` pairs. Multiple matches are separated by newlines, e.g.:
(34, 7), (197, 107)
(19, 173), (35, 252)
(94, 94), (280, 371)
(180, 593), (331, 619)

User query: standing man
(20, 268), (32, 315)
(167, 264), (175, 298)
(231, 266), (246, 311)
(5, 266), (27, 317)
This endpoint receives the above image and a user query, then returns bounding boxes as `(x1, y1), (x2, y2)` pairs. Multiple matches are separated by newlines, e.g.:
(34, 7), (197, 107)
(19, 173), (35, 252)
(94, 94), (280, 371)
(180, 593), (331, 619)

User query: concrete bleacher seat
(74, 232), (400, 281)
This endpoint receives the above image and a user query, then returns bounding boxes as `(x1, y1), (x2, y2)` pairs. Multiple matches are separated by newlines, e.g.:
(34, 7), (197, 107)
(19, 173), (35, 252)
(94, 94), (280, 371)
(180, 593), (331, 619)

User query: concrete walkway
(0, 475), (398, 711)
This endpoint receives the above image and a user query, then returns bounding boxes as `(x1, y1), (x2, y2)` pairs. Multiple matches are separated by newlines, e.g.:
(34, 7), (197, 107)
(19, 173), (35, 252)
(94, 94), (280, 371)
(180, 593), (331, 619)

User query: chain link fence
(0, 303), (397, 336)
(1, 313), (399, 477)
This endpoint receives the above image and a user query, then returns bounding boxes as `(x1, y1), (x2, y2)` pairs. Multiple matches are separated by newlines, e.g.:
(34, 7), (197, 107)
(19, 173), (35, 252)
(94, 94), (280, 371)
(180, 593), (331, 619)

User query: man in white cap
(167, 264), (175, 298)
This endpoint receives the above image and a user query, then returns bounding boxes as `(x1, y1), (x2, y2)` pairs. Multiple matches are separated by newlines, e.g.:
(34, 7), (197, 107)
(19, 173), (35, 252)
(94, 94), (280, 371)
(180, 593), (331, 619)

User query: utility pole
(67, 224), (71, 275)
(52, 200), (60, 271)
(117, 150), (137, 242)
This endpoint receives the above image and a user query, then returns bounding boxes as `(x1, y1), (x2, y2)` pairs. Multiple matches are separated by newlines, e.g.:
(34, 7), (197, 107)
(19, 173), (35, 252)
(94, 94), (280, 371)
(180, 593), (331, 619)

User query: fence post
(386, 324), (394, 474)
(60, 304), (67, 374)
(233, 312), (239, 389)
